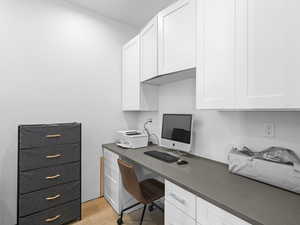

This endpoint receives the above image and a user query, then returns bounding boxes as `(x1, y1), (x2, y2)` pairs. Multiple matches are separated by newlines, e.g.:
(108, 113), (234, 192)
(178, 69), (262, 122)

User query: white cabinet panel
(196, 197), (209, 225)
(140, 17), (158, 82)
(236, 0), (300, 109)
(103, 149), (121, 213)
(196, 0), (236, 109)
(158, 0), (196, 75)
(165, 200), (196, 225)
(122, 36), (158, 111)
(122, 35), (140, 110)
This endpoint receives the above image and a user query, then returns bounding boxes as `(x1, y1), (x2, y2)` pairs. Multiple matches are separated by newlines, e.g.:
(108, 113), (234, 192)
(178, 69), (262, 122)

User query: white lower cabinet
(197, 197), (251, 225)
(165, 180), (252, 225)
(103, 148), (138, 214)
(165, 200), (196, 225)
(165, 180), (196, 219)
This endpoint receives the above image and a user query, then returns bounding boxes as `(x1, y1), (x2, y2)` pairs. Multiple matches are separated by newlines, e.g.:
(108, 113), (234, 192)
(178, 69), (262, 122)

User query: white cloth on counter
(228, 150), (300, 194)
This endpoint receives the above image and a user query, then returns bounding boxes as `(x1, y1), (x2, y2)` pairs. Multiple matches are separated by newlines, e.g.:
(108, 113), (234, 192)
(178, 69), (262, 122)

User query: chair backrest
(117, 159), (145, 203)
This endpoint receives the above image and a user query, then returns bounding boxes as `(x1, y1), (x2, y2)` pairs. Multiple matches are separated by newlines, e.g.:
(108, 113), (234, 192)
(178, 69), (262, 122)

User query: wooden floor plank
(72, 198), (164, 225)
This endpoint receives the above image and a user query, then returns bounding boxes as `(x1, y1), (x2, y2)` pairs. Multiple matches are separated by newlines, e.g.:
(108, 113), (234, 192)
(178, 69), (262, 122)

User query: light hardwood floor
(72, 198), (164, 225)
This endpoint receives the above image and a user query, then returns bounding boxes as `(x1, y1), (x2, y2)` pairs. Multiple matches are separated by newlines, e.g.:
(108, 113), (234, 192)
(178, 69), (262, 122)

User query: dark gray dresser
(17, 123), (81, 225)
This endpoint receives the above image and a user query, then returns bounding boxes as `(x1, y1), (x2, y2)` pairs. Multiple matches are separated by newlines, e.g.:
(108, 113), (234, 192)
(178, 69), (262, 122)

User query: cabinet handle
(169, 193), (186, 205)
(45, 174), (61, 180)
(46, 134), (61, 138)
(46, 194), (61, 201)
(46, 154), (62, 159)
(45, 215), (61, 222)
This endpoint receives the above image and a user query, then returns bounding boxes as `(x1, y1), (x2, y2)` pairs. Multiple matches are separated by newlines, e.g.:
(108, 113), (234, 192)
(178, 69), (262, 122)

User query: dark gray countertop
(102, 143), (300, 225)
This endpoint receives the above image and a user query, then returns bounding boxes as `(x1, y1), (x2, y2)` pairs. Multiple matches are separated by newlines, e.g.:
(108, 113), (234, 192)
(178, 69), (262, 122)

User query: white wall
(0, 1), (137, 224)
(138, 78), (300, 163)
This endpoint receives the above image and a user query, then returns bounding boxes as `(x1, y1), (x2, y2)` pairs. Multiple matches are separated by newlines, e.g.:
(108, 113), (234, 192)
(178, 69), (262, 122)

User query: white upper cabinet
(122, 36), (158, 111)
(124, 0), (300, 111)
(197, 0), (300, 110)
(122, 36), (140, 111)
(158, 0), (196, 75)
(140, 16), (158, 82)
(236, 0), (300, 109)
(196, 0), (236, 109)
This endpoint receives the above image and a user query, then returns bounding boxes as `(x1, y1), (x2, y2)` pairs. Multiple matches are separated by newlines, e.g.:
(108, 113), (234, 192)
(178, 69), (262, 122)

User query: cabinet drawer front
(165, 200), (196, 225)
(19, 123), (81, 149)
(165, 180), (196, 219)
(103, 149), (119, 166)
(207, 202), (251, 225)
(19, 181), (80, 217)
(19, 162), (80, 194)
(104, 159), (119, 173)
(197, 196), (251, 225)
(19, 144), (80, 171)
(104, 176), (119, 208)
(18, 199), (80, 225)
(104, 163), (120, 183)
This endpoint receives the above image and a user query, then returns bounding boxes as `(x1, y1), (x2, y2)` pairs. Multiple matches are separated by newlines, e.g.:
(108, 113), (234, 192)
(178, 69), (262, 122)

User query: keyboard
(144, 151), (179, 163)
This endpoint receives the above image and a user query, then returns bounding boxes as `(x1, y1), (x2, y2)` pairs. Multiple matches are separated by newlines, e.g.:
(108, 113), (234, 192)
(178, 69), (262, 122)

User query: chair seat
(140, 179), (165, 204)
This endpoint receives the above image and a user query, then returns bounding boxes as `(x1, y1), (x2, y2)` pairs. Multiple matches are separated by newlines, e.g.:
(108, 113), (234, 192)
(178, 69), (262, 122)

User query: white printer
(116, 130), (148, 149)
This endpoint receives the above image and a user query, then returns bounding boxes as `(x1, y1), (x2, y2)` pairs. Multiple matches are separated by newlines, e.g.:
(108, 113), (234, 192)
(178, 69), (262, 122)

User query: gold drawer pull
(45, 174), (61, 180)
(46, 194), (61, 201)
(46, 154), (62, 159)
(45, 215), (61, 222)
(46, 134), (61, 138)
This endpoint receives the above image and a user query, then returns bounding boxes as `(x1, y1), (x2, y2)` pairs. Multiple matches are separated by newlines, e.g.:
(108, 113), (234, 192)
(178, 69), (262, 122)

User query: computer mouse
(177, 160), (188, 165)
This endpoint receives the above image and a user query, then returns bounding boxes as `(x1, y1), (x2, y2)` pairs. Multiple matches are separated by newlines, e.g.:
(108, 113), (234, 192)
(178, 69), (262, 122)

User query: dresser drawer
(19, 162), (80, 194)
(19, 181), (80, 217)
(19, 123), (81, 149)
(19, 143), (80, 171)
(165, 180), (196, 219)
(165, 200), (196, 225)
(18, 199), (80, 225)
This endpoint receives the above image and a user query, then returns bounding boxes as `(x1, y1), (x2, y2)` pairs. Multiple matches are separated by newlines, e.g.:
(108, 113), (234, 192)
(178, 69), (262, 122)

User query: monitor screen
(161, 114), (192, 144)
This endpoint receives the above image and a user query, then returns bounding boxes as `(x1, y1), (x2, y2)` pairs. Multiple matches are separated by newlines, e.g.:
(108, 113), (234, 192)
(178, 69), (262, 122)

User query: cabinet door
(158, 0), (196, 75)
(140, 17), (158, 82)
(122, 36), (140, 110)
(165, 200), (196, 225)
(236, 0), (300, 109)
(196, 0), (236, 109)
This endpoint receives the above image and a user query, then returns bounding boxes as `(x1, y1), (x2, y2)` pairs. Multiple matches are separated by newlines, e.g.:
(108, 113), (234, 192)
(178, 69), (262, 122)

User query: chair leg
(148, 203), (154, 212)
(139, 204), (147, 225)
(117, 202), (141, 225)
(152, 202), (164, 212)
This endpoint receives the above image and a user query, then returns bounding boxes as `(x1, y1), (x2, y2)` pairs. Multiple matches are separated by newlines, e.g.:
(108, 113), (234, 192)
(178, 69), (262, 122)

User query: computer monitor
(161, 114), (193, 152)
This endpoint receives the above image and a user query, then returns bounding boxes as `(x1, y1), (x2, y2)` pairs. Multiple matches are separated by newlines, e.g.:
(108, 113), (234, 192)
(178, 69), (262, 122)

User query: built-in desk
(102, 143), (300, 225)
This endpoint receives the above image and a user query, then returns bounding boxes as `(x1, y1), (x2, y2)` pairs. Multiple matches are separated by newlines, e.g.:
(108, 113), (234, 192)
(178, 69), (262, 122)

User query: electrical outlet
(264, 123), (275, 137)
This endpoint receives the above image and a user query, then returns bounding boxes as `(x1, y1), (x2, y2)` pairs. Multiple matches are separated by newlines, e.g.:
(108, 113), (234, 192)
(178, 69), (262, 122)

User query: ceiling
(67, 0), (177, 28)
